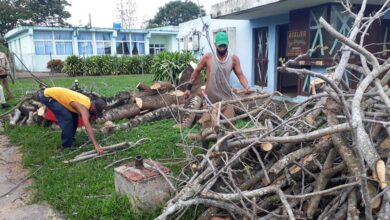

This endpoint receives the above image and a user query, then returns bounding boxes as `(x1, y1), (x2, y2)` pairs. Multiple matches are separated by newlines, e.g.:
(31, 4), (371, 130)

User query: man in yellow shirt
(39, 87), (106, 154)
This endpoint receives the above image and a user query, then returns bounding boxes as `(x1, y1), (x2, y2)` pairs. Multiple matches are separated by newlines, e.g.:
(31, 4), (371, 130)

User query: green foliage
(0, 42), (8, 53)
(147, 0), (205, 28)
(0, 0), (71, 38)
(62, 55), (84, 77)
(62, 55), (159, 77)
(141, 54), (154, 75)
(47, 59), (63, 73)
(25, 0), (71, 26)
(151, 51), (196, 83)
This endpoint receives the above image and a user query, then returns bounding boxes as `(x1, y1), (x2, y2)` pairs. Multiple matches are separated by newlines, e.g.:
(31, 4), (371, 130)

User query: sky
(66, 0), (223, 28)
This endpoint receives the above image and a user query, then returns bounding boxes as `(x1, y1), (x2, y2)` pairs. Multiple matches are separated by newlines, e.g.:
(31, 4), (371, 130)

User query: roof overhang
(4, 26), (153, 41)
(211, 0), (386, 20)
(4, 26), (30, 41)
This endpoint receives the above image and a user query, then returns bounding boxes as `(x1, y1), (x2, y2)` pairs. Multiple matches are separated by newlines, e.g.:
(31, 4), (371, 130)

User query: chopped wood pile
(153, 3), (390, 220)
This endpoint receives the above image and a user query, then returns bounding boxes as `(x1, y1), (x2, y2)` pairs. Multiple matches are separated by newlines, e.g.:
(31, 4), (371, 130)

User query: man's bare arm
(185, 54), (208, 98)
(232, 56), (250, 92)
(189, 55), (208, 84)
(70, 102), (104, 154)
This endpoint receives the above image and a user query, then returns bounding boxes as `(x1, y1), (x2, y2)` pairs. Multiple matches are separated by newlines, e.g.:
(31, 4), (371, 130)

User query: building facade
(5, 26), (178, 72)
(211, 0), (388, 102)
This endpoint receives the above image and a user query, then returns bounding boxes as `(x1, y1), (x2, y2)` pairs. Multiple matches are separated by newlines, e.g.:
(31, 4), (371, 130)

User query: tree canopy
(148, 0), (205, 28)
(0, 0), (71, 42)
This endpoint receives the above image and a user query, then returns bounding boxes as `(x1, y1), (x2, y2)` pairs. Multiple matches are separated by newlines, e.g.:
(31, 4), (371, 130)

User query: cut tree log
(260, 143), (273, 152)
(100, 105), (181, 133)
(174, 95), (202, 129)
(135, 93), (185, 110)
(26, 111), (35, 126)
(97, 104), (140, 123)
(177, 61), (203, 94)
(9, 109), (21, 127)
(103, 91), (133, 109)
(150, 81), (175, 91)
(136, 82), (152, 91)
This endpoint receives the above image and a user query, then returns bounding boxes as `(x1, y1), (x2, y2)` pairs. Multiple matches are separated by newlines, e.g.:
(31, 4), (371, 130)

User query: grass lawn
(2, 75), (197, 219)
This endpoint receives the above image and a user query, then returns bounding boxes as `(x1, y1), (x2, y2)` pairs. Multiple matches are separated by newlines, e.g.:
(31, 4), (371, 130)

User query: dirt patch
(0, 135), (63, 220)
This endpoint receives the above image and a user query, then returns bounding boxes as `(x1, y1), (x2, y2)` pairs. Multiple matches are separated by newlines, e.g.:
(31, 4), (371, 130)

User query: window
(54, 31), (73, 55)
(328, 5), (353, 56)
(77, 32), (93, 55)
(96, 32), (112, 55)
(188, 36), (193, 51)
(34, 31), (53, 55)
(131, 33), (145, 55)
(180, 38), (186, 51)
(149, 44), (165, 55)
(116, 33), (131, 55)
(309, 6), (328, 58)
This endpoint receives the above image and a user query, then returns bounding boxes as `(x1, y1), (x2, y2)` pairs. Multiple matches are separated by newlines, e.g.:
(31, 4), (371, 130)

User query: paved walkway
(0, 135), (63, 220)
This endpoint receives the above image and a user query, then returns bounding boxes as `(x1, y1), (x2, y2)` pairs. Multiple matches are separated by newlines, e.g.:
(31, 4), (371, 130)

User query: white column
(145, 33), (151, 55)
(73, 30), (79, 55)
(111, 30), (116, 56)
(92, 32), (97, 55)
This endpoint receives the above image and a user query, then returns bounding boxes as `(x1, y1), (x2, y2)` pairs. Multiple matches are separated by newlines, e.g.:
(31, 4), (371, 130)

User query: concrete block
(114, 158), (173, 211)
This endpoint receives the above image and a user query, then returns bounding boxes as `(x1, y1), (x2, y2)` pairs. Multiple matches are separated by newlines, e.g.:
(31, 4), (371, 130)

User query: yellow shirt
(44, 87), (91, 113)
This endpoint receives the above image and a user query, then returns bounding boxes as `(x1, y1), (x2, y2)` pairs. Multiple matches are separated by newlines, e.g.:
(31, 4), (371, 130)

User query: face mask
(217, 48), (228, 57)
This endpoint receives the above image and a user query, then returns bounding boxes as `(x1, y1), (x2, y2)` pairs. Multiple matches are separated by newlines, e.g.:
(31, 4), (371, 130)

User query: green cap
(215, 32), (229, 46)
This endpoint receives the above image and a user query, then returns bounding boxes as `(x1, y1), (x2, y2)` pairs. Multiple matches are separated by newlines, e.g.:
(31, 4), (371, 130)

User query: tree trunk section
(135, 94), (185, 110)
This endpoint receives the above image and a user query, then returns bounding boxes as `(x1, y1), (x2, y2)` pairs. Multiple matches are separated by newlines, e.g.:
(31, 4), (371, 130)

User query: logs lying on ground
(0, 80), (188, 128)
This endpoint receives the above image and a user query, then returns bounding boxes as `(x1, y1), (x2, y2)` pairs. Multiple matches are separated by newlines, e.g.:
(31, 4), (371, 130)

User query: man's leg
(39, 93), (76, 148)
(1, 79), (13, 100)
(71, 112), (79, 144)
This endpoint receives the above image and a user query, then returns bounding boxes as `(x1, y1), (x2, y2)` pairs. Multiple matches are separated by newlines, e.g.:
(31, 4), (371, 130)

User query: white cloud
(66, 0), (223, 28)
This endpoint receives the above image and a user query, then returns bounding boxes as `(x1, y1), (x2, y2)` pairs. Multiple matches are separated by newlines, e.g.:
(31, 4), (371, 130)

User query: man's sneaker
(1, 103), (10, 109)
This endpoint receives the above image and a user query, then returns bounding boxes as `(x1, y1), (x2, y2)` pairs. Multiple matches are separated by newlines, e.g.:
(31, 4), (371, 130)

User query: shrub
(62, 55), (84, 77)
(141, 55), (154, 75)
(151, 51), (196, 84)
(47, 59), (64, 73)
(0, 43), (9, 54)
(62, 53), (193, 78)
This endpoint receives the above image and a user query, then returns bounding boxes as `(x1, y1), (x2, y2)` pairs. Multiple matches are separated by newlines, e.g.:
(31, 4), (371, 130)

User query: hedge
(62, 52), (196, 83)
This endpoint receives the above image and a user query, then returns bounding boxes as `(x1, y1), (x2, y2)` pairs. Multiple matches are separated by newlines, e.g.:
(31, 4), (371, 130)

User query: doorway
(277, 24), (300, 97)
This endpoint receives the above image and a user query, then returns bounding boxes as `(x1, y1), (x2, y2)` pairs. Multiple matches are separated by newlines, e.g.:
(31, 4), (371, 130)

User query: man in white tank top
(184, 31), (250, 103)
(185, 32), (250, 149)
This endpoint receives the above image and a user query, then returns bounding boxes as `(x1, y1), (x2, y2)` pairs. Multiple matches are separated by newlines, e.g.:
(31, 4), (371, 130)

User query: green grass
(2, 75), (196, 219)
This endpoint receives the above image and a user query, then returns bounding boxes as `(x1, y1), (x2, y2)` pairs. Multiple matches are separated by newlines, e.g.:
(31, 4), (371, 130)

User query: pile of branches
(153, 2), (390, 220)
(2, 2), (390, 219)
